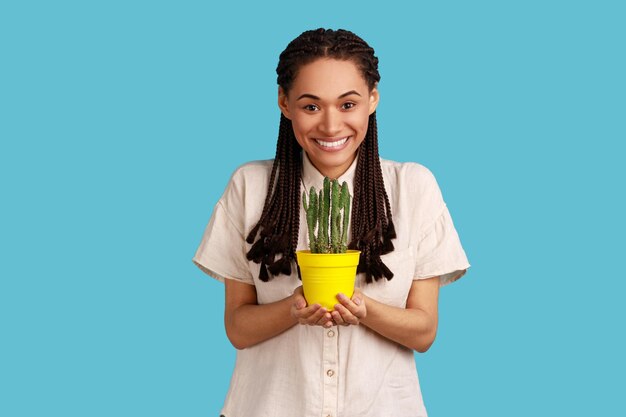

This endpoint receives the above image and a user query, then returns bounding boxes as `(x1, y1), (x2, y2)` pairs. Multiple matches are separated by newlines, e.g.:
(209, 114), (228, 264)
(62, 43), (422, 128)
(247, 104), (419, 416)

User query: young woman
(193, 28), (469, 417)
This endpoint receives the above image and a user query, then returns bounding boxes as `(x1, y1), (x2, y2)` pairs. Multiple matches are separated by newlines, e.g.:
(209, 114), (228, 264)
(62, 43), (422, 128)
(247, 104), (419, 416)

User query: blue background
(1, 0), (624, 415)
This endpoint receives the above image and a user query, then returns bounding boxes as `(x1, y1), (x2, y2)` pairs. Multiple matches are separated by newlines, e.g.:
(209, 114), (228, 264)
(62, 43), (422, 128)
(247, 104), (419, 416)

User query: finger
(337, 293), (360, 314)
(294, 303), (321, 322)
(293, 286), (304, 295)
(334, 303), (359, 325)
(302, 305), (327, 325)
(331, 310), (346, 326)
(314, 309), (333, 327)
(293, 295), (307, 310)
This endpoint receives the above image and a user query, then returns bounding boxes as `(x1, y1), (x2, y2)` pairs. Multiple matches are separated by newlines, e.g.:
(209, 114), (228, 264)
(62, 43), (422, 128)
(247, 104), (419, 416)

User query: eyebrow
(296, 90), (362, 101)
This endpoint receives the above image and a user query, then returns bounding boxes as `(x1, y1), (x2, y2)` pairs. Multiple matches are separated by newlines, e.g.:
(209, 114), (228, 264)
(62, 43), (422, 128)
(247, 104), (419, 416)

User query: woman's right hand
(291, 286), (334, 328)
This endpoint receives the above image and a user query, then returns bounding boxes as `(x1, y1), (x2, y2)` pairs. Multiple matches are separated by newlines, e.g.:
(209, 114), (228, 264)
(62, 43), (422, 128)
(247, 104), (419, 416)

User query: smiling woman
(278, 59), (379, 179)
(192, 28), (470, 417)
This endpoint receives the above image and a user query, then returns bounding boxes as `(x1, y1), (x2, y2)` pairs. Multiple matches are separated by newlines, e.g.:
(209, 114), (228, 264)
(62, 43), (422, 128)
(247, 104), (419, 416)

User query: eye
(303, 104), (319, 112)
(342, 102), (356, 110)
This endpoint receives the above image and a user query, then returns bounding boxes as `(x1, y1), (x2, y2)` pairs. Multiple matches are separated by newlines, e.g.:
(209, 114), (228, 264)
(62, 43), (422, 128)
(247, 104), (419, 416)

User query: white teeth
(315, 137), (348, 148)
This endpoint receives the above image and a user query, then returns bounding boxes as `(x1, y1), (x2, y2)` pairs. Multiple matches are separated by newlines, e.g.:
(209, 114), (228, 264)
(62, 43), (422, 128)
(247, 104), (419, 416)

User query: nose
(320, 108), (342, 136)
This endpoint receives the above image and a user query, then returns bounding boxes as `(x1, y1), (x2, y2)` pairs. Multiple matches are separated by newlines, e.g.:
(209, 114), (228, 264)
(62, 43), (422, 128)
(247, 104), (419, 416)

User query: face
(278, 58), (379, 179)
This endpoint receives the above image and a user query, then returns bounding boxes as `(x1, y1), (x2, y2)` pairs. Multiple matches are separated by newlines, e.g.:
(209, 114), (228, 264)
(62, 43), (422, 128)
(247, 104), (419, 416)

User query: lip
(313, 136), (351, 152)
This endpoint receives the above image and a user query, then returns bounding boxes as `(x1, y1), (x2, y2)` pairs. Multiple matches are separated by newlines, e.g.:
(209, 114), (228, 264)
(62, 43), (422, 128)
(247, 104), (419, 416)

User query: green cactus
(302, 177), (351, 254)
(302, 187), (318, 252)
(319, 178), (330, 253)
(341, 182), (350, 252)
(331, 180), (340, 252)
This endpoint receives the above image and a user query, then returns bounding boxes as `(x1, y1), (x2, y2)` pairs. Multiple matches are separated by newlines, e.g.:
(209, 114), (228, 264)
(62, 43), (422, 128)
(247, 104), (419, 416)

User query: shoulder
(230, 159), (274, 182)
(219, 159), (273, 207)
(379, 157), (446, 229)
(379, 158), (439, 195)
(224, 159), (274, 192)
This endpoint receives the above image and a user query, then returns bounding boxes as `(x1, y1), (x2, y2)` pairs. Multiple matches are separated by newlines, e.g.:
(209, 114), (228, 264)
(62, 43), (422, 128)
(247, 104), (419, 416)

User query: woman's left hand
(331, 289), (367, 326)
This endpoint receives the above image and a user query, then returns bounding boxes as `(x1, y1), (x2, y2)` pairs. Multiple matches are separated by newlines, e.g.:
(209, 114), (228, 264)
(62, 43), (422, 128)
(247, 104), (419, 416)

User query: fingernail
(296, 300), (305, 308)
(354, 298), (361, 306)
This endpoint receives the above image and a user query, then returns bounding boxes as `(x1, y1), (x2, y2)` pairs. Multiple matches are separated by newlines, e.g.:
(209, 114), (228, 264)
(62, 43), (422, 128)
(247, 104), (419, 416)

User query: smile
(314, 137), (349, 148)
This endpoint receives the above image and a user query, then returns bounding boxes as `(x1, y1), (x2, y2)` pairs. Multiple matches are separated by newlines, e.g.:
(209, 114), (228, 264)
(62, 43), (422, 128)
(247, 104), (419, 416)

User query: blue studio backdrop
(1, 1), (624, 416)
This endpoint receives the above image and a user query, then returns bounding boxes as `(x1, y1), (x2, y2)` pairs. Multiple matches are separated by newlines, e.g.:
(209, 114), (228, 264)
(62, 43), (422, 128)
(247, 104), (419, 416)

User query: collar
(301, 151), (358, 197)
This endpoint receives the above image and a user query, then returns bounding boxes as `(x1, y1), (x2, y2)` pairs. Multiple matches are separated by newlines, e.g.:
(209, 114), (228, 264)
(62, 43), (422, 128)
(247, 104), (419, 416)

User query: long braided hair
(246, 28), (396, 284)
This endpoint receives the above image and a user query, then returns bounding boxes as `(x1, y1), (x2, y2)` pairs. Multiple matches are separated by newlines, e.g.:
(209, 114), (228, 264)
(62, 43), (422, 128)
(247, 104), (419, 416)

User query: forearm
(226, 295), (298, 349)
(360, 295), (437, 352)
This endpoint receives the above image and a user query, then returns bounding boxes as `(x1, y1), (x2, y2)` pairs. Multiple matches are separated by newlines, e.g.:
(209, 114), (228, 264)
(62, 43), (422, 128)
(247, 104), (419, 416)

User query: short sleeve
(192, 170), (254, 285)
(402, 163), (470, 286)
(192, 202), (254, 284)
(413, 205), (470, 286)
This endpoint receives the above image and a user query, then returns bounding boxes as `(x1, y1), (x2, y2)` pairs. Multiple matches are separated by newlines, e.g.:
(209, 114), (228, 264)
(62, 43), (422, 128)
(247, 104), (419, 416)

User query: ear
(368, 84), (380, 115)
(278, 86), (291, 119)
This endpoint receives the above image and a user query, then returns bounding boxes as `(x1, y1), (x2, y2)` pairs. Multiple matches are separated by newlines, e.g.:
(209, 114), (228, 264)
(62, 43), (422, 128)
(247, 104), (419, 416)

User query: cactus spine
(301, 177), (351, 254)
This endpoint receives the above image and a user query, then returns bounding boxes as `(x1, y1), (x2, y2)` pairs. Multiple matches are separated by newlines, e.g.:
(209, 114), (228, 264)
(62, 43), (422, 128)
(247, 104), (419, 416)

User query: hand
(331, 288), (367, 326)
(291, 286), (334, 328)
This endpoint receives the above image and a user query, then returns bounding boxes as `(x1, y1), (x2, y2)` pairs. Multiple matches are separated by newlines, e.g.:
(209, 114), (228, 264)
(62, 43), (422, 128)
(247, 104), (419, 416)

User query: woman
(193, 28), (469, 417)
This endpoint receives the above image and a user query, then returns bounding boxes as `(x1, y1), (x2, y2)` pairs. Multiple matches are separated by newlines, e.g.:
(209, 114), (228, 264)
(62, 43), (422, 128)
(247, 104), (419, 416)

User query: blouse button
(327, 330), (335, 337)
(327, 369), (335, 377)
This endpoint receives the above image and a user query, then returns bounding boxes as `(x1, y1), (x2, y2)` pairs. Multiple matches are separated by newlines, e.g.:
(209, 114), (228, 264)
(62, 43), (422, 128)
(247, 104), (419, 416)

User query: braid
(248, 28), (395, 283)
(348, 113), (396, 283)
(246, 115), (301, 281)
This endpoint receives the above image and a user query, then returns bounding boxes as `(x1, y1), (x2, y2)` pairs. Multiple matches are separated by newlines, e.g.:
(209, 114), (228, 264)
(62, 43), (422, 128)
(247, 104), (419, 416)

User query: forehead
(290, 58), (369, 97)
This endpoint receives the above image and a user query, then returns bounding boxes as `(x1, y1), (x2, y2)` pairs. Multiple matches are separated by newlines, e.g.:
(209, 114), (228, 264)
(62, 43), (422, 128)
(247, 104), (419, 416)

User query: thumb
(294, 296), (306, 309)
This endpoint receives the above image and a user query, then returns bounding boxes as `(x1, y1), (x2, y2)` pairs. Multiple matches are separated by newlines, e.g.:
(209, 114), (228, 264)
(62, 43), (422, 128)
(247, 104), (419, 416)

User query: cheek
(346, 110), (371, 134)
(289, 117), (313, 146)
(291, 114), (317, 136)
(291, 113), (307, 131)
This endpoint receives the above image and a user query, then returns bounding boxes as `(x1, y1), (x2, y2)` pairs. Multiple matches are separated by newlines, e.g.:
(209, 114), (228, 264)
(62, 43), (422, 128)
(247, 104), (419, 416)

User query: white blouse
(193, 153), (470, 417)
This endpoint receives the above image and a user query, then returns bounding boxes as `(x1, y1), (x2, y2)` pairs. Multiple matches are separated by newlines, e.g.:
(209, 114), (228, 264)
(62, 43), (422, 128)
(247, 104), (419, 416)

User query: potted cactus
(296, 177), (360, 310)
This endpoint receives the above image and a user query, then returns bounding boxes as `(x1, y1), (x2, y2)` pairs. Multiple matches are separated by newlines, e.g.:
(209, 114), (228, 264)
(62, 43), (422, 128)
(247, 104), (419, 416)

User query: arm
(224, 280), (333, 349)
(332, 276), (440, 352)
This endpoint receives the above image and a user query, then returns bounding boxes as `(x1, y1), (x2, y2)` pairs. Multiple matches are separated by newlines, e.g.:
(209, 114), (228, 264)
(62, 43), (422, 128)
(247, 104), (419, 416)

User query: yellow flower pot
(296, 250), (361, 311)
